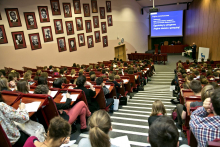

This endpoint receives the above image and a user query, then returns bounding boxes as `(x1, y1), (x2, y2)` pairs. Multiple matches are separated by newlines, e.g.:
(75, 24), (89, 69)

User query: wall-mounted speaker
(141, 8), (144, 15)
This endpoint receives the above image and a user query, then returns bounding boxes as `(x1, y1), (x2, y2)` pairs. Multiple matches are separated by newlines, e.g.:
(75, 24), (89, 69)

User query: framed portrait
(57, 37), (67, 52)
(83, 4), (90, 17)
(102, 36), (108, 47)
(0, 13), (2, 20)
(42, 26), (53, 42)
(73, 0), (81, 14)
(54, 19), (64, 34)
(93, 16), (99, 28)
(38, 6), (50, 23)
(5, 8), (22, 27)
(0, 25), (8, 44)
(91, 0), (98, 13)
(107, 15), (113, 26)
(85, 20), (92, 33)
(29, 33), (42, 50)
(65, 21), (74, 35)
(11, 31), (26, 49)
(50, 0), (61, 15)
(94, 31), (101, 43)
(63, 3), (72, 17)
(106, 1), (112, 12)
(68, 38), (77, 52)
(99, 7), (105, 19)
(101, 22), (107, 34)
(75, 17), (83, 31)
(77, 33), (85, 47)
(87, 35), (94, 48)
(24, 12), (38, 30)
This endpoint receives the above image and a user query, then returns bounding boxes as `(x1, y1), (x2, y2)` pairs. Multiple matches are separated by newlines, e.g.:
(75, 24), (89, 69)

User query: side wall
(184, 0), (220, 60)
(0, 0), (149, 69)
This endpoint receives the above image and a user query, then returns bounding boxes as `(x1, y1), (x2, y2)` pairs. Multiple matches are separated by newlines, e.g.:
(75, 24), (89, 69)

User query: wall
(0, 0), (149, 69)
(184, 0), (220, 61)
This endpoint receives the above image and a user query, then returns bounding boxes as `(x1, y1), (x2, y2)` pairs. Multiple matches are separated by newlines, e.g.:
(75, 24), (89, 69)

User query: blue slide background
(150, 10), (183, 37)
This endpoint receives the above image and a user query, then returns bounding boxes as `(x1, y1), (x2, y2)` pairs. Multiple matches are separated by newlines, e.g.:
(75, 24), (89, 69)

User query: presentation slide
(150, 10), (183, 37)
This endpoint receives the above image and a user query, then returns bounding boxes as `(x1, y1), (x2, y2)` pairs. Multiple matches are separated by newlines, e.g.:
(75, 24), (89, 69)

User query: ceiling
(136, 0), (193, 7)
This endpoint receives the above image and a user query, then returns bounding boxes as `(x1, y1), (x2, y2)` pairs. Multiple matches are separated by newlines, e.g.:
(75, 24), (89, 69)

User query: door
(114, 44), (126, 61)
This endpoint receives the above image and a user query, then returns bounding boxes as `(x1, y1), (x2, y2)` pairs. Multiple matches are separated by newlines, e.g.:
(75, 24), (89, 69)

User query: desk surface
(53, 91), (81, 105)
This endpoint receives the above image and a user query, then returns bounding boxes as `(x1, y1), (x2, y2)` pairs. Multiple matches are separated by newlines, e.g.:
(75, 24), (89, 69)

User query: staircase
(73, 72), (177, 147)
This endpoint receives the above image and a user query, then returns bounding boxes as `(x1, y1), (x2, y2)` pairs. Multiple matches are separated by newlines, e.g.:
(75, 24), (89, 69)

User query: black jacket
(55, 98), (72, 121)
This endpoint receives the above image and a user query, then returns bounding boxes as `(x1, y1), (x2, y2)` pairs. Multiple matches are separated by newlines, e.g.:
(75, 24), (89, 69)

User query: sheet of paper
(29, 91), (34, 94)
(111, 136), (130, 147)
(11, 88), (15, 91)
(60, 94), (79, 102)
(49, 81), (53, 83)
(60, 140), (76, 147)
(186, 69), (190, 72)
(147, 68), (149, 70)
(48, 76), (52, 78)
(24, 101), (41, 112)
(170, 86), (175, 91)
(123, 79), (128, 83)
(50, 91), (58, 97)
(106, 85), (111, 89)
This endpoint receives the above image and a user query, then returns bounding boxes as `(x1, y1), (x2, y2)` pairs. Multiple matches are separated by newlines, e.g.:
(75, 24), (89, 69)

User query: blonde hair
(203, 63), (207, 68)
(41, 72), (48, 79)
(24, 72), (31, 81)
(36, 70), (42, 76)
(71, 69), (76, 75)
(43, 66), (47, 70)
(178, 63), (183, 68)
(89, 110), (111, 147)
(0, 77), (9, 91)
(201, 85), (214, 102)
(114, 75), (120, 79)
(150, 100), (166, 116)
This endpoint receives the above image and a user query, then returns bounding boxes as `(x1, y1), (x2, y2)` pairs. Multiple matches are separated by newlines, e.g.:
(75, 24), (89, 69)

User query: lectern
(154, 44), (159, 54)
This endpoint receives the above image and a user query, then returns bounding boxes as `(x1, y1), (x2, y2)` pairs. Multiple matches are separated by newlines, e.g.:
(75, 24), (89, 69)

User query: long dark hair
(17, 80), (29, 94)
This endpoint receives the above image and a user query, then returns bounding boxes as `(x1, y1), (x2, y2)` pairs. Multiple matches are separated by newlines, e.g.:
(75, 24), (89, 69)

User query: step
(118, 109), (171, 115)
(130, 99), (172, 104)
(135, 93), (172, 96)
(133, 95), (174, 99)
(122, 105), (173, 111)
(127, 102), (176, 108)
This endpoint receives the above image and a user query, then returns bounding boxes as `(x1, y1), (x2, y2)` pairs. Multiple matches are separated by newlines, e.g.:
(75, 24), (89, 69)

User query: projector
(149, 8), (159, 13)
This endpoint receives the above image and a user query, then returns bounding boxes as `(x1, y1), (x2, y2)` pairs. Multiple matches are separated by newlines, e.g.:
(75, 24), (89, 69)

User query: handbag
(14, 120), (46, 142)
(113, 96), (119, 111)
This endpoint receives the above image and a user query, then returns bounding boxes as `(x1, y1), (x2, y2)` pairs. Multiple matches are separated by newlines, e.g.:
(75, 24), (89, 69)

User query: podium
(154, 44), (159, 54)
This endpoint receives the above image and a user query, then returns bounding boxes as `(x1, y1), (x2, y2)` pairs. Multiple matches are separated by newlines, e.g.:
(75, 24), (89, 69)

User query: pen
(20, 99), (22, 105)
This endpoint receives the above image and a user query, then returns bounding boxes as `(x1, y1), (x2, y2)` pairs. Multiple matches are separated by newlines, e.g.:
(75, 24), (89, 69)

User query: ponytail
(88, 110), (111, 147)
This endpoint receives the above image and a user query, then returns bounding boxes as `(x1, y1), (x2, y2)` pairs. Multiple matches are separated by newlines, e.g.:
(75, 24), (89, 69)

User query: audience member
(107, 74), (122, 98)
(8, 73), (16, 87)
(38, 76), (48, 85)
(0, 77), (11, 91)
(24, 72), (32, 81)
(34, 70), (42, 80)
(90, 74), (96, 82)
(17, 80), (29, 94)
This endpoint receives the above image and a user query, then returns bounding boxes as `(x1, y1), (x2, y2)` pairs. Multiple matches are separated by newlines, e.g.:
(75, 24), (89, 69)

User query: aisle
(72, 72), (177, 147)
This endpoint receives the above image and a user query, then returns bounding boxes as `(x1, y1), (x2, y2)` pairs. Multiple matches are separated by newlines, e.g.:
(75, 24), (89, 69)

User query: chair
(0, 124), (11, 147)
(208, 139), (220, 147)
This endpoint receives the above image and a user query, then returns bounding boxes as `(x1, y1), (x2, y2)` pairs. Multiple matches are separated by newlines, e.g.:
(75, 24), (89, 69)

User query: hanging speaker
(141, 8), (144, 15)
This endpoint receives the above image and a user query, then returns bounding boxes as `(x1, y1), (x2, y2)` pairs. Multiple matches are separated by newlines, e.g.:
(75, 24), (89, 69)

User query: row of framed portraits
(4, 0), (111, 28)
(0, 25), (108, 51)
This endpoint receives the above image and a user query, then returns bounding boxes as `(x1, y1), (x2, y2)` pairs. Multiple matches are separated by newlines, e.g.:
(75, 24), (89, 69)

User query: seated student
(190, 88), (220, 147)
(102, 74), (107, 79)
(96, 77), (114, 107)
(59, 68), (65, 76)
(8, 73), (16, 87)
(209, 82), (219, 89)
(23, 117), (71, 147)
(148, 116), (189, 147)
(72, 63), (77, 67)
(0, 77), (12, 91)
(74, 76), (98, 113)
(38, 76), (47, 85)
(114, 75), (121, 80)
(79, 71), (84, 76)
(86, 68), (90, 72)
(112, 71), (117, 75)
(201, 78), (209, 85)
(34, 84), (91, 132)
(176, 82), (214, 129)
(23, 72), (32, 81)
(53, 68), (59, 76)
(0, 70), (6, 77)
(193, 70), (200, 79)
(43, 66), (47, 71)
(17, 80), (29, 94)
(14, 72), (20, 82)
(69, 69), (76, 77)
(186, 59), (190, 65)
(206, 70), (213, 77)
(90, 74), (96, 82)
(213, 72), (219, 79)
(33, 70), (42, 81)
(89, 71), (95, 76)
(0, 93), (29, 147)
(107, 74), (122, 98)
(63, 67), (68, 74)
(49, 65), (53, 72)
(148, 100), (166, 127)
(78, 110), (118, 147)
(0, 72), (4, 78)
(40, 72), (48, 79)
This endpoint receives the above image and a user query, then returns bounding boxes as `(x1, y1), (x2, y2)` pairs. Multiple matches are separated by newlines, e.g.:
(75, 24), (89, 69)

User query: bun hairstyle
(89, 110), (111, 147)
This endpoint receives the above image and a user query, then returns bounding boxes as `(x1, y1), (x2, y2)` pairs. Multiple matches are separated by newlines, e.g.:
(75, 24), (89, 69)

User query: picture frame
(99, 7), (105, 19)
(75, 17), (83, 31)
(11, 31), (26, 49)
(77, 33), (85, 47)
(50, 0), (61, 15)
(106, 1), (112, 12)
(91, 0), (98, 13)
(102, 36), (108, 47)
(85, 20), (92, 33)
(68, 38), (77, 52)
(94, 30), (101, 43)
(93, 16), (99, 28)
(42, 26), (53, 42)
(0, 25), (8, 44)
(5, 8), (22, 27)
(73, 0), (81, 14)
(101, 22), (107, 34)
(65, 21), (74, 35)
(83, 4), (90, 17)
(107, 15), (113, 26)
(54, 19), (64, 34)
(38, 6), (50, 23)
(24, 12), (38, 30)
(57, 37), (67, 52)
(87, 35), (94, 48)
(28, 33), (42, 50)
(63, 3), (72, 17)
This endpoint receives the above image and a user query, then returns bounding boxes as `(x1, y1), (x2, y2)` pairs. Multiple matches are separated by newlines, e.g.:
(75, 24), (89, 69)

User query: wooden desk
(161, 45), (188, 53)
(1, 92), (20, 106)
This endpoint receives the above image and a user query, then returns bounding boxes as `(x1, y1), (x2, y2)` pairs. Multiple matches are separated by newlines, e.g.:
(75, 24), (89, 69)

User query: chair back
(0, 124), (11, 147)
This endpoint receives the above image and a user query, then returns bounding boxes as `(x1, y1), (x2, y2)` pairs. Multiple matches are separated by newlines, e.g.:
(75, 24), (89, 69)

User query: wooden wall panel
(184, 0), (220, 61)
